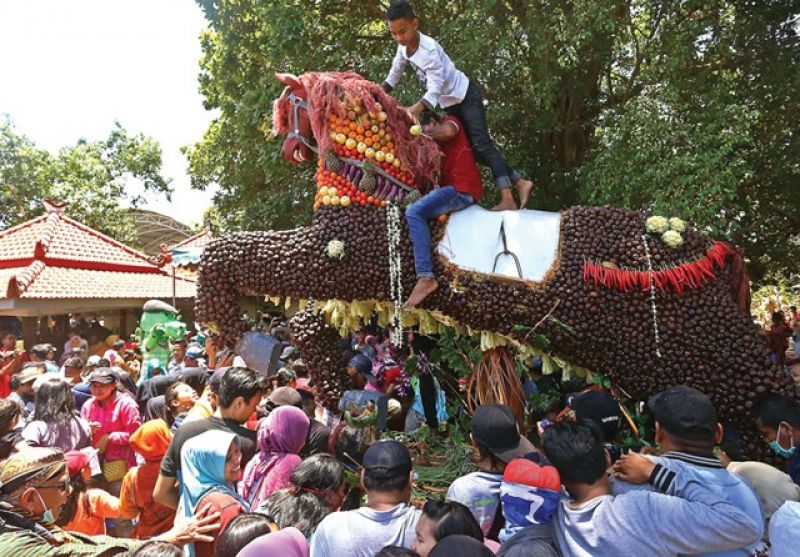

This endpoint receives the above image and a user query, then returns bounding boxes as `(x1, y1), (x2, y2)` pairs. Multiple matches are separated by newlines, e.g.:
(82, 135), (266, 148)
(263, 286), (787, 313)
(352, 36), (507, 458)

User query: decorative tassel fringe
(583, 241), (736, 294)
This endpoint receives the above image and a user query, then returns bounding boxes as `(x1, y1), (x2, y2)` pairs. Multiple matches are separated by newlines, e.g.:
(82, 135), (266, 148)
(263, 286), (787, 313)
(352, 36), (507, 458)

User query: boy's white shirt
(384, 32), (470, 109)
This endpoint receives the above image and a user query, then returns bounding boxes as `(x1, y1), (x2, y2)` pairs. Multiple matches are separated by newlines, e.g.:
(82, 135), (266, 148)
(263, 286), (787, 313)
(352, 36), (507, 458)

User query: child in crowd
(446, 404), (537, 538)
(382, 0), (534, 211)
(411, 500), (494, 557)
(497, 458), (561, 557)
(58, 451), (123, 536)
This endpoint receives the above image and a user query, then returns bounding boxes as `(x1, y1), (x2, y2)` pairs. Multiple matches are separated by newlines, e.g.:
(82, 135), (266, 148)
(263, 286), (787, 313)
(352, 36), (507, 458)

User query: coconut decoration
(195, 71), (798, 459)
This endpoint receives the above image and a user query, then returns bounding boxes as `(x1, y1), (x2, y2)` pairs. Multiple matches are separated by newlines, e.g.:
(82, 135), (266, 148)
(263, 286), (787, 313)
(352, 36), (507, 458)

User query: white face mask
(33, 489), (56, 523)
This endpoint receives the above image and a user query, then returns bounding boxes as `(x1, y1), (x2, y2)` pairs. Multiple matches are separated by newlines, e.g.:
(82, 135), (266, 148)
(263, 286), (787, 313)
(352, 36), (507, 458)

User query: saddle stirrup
(492, 222), (523, 279)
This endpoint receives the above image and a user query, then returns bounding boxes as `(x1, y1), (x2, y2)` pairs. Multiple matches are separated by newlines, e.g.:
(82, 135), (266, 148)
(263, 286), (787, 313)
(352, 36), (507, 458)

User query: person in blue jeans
(404, 112), (483, 308)
(383, 0), (534, 210)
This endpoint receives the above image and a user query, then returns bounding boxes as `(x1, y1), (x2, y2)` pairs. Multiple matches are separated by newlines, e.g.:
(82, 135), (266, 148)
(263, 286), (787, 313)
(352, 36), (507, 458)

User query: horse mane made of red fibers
(273, 71), (441, 190)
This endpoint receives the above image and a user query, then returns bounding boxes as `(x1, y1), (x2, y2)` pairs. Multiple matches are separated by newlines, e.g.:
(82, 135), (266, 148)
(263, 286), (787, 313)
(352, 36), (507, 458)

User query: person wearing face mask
(755, 396), (800, 485)
(0, 447), (221, 555)
(180, 430), (250, 557)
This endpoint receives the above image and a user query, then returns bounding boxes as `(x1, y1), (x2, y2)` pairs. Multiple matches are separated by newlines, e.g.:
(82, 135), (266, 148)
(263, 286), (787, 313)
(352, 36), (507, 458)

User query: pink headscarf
(239, 527), (309, 557)
(239, 405), (310, 508)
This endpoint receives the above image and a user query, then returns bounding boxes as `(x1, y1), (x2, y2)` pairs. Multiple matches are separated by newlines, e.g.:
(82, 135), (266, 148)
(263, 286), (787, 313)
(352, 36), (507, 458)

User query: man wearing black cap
(310, 439), (420, 557)
(612, 385), (764, 555)
(569, 390), (622, 443)
(447, 404), (537, 537)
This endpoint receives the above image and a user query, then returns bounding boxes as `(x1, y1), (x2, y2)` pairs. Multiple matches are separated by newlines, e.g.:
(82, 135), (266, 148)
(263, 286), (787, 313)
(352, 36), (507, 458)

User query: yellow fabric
(102, 460), (128, 483)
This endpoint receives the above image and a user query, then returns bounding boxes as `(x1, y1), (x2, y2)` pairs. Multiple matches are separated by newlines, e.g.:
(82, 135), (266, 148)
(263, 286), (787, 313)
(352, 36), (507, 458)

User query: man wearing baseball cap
(613, 385), (764, 555)
(447, 404), (537, 537)
(311, 439), (420, 557)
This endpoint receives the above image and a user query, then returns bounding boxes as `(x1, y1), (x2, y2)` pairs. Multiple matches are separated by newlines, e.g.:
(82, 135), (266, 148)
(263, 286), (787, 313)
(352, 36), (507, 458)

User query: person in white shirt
(382, 0), (534, 211)
(310, 440), (420, 557)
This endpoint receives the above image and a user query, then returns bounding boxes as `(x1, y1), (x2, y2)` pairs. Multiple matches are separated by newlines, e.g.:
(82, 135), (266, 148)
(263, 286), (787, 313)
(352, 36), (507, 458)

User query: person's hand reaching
(612, 451), (656, 484)
(159, 503), (221, 546)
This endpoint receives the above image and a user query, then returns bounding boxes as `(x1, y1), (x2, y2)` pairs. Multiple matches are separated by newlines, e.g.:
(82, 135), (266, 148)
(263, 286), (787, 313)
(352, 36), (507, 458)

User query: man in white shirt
(311, 440), (420, 557)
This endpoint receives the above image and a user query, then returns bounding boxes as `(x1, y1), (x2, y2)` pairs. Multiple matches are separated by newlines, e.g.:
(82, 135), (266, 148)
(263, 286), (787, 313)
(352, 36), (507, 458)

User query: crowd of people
(0, 306), (798, 556)
(0, 0), (799, 551)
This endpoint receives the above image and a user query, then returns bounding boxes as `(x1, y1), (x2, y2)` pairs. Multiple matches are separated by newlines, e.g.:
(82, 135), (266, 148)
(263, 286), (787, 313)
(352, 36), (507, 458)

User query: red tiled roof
(0, 207), (195, 300)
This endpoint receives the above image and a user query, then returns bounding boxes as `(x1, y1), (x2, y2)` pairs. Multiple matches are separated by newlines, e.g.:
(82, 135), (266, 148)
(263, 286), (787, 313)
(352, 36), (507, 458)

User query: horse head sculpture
(196, 71), (796, 457)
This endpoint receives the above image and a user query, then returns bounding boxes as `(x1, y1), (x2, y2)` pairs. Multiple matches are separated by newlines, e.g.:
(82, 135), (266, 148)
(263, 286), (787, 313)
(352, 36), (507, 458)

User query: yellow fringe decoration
(279, 297), (593, 379)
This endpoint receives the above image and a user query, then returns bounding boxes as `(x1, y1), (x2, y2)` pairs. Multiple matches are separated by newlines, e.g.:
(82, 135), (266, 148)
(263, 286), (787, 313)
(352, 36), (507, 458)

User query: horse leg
(289, 302), (350, 412)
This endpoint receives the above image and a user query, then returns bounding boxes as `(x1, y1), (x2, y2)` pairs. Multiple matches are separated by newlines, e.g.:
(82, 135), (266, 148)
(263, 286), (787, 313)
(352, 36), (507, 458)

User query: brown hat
(18, 364), (44, 384)
(0, 448), (66, 498)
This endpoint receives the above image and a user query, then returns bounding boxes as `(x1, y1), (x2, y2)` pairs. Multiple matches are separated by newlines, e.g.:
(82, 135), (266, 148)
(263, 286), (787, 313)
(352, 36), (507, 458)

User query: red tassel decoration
(583, 241), (734, 294)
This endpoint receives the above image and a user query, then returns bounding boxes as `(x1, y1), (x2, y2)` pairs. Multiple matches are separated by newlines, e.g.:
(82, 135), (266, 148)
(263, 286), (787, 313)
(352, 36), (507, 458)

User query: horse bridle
(286, 91), (318, 154)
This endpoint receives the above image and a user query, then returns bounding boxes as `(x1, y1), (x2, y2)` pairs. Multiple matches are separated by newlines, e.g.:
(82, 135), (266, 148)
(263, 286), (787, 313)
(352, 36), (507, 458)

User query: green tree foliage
(1, 117), (171, 245)
(188, 0), (799, 280)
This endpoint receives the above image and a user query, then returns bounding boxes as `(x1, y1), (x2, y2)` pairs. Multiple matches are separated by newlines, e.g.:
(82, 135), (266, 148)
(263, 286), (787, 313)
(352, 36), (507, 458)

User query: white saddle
(436, 205), (561, 282)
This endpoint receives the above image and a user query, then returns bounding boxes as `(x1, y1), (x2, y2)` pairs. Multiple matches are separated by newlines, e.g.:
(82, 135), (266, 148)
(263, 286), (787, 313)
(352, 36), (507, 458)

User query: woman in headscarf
(0, 448), (220, 554)
(239, 405), (310, 508)
(180, 429), (249, 557)
(118, 420), (177, 538)
(238, 526), (309, 557)
(175, 367), (208, 398)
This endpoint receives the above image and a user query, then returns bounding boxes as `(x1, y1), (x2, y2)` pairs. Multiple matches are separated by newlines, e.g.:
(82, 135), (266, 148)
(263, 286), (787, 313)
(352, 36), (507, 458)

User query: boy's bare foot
(514, 179), (534, 208)
(491, 188), (517, 211)
(404, 277), (438, 308)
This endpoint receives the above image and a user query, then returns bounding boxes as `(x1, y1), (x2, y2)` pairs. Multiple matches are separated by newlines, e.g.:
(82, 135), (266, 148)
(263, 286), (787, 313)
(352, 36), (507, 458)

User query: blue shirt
(612, 451), (764, 557)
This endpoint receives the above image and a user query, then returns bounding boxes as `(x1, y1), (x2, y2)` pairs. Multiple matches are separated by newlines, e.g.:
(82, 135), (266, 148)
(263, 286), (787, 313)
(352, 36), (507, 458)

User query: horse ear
(275, 72), (305, 94)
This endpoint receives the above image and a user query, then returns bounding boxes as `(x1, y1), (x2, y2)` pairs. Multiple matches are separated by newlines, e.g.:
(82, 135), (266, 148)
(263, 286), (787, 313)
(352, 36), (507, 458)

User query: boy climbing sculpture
(381, 0), (534, 210)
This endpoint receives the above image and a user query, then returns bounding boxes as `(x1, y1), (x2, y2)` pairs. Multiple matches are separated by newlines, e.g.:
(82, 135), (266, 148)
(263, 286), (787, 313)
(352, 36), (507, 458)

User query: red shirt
(440, 115), (482, 202)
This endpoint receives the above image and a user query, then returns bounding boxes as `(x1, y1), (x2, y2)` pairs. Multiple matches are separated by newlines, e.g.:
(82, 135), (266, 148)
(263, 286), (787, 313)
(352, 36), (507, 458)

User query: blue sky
(0, 0), (217, 226)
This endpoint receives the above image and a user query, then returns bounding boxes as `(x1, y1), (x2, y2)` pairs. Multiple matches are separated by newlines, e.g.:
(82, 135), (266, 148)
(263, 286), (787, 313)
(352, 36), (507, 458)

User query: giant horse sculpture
(196, 71), (796, 457)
